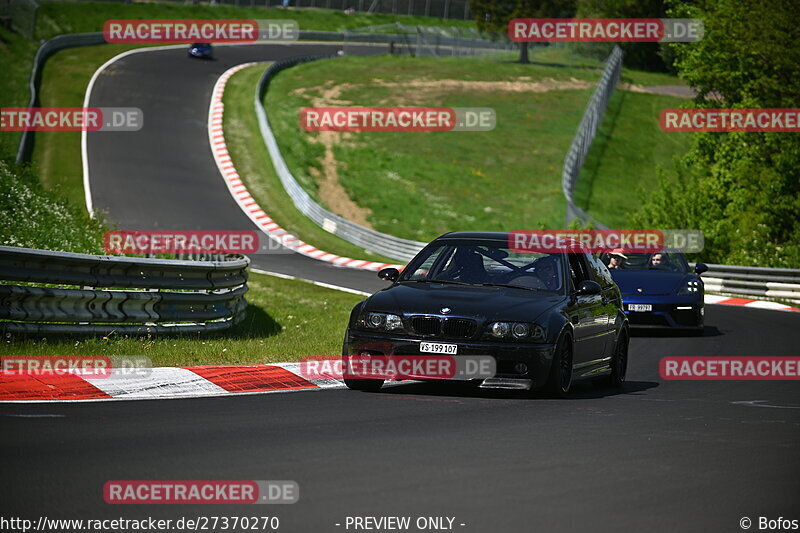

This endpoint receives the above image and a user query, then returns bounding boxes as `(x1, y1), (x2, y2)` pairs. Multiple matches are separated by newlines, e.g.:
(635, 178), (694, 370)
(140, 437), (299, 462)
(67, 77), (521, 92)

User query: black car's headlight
(487, 321), (545, 342)
(358, 312), (404, 332)
(678, 280), (701, 295)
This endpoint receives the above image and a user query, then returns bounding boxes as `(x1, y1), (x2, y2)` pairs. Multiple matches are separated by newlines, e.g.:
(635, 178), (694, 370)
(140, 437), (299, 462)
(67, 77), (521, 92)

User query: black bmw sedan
(342, 232), (629, 397)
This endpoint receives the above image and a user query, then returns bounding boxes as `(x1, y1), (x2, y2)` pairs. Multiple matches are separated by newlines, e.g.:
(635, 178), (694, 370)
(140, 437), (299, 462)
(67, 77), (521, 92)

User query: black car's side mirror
(574, 279), (602, 296)
(378, 267), (400, 283)
(694, 262), (708, 275)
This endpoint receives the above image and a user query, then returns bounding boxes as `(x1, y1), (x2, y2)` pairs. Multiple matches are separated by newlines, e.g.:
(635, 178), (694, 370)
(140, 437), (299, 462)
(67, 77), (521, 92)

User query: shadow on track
(360, 379), (658, 401)
(631, 325), (722, 338)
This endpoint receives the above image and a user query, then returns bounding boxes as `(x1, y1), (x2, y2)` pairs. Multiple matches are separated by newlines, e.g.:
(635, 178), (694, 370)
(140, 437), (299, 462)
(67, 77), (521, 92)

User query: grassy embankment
(262, 48), (688, 240)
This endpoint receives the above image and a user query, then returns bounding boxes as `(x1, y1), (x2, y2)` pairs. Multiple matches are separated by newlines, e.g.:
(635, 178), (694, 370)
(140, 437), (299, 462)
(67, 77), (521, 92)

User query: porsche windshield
(601, 251), (689, 273)
(400, 243), (565, 292)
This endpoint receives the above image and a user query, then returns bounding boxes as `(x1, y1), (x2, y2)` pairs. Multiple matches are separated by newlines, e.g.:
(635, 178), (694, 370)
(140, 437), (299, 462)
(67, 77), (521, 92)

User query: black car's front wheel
(344, 378), (384, 392)
(545, 334), (573, 398)
(609, 330), (628, 388)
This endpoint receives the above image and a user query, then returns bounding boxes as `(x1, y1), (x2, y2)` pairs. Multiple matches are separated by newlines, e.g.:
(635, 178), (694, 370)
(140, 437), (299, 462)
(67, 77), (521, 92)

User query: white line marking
(80, 41), (348, 217)
(250, 268), (372, 296)
(732, 400), (800, 410)
(82, 44), (186, 216)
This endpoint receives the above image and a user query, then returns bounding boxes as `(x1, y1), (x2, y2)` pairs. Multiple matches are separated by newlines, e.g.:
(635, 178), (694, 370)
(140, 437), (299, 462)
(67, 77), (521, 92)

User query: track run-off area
(2, 42), (799, 533)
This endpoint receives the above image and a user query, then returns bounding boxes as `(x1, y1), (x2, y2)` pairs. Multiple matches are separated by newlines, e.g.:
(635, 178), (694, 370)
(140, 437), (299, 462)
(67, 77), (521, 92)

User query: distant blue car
(600, 251), (708, 332)
(188, 43), (213, 59)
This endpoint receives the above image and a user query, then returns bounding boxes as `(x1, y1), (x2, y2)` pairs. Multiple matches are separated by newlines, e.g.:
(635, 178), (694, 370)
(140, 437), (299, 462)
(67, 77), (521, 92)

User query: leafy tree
(470, 0), (577, 63)
(575, 0), (669, 71)
(634, 0), (800, 267)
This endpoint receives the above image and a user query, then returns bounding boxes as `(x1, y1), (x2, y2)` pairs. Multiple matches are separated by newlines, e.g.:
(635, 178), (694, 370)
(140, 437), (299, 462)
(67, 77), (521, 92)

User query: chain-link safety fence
(39, 0), (471, 19)
(1, 0), (38, 39)
(343, 23), (515, 57)
(561, 45), (623, 229)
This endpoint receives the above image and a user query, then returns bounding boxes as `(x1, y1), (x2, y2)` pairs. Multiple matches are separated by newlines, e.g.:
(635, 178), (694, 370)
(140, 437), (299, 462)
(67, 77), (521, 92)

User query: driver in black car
(445, 248), (488, 284)
(534, 256), (560, 290)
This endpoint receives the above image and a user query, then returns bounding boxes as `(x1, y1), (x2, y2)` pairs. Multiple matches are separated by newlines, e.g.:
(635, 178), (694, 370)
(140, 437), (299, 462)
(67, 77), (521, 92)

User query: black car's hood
(610, 270), (691, 295)
(365, 282), (563, 322)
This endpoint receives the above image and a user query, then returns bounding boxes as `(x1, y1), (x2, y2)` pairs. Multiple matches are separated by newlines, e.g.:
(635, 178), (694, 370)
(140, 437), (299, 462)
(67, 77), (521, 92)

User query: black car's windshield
(399, 242), (566, 292)
(601, 251), (689, 273)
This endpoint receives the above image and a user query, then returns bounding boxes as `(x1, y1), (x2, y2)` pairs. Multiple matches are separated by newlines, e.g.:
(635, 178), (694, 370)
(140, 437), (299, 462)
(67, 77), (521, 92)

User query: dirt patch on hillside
(292, 76), (597, 105)
(292, 77), (601, 226)
(302, 83), (373, 228)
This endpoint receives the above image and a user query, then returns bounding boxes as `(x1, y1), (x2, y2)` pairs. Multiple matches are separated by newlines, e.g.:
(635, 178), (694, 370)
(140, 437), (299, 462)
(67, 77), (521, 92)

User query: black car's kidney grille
(409, 316), (477, 338)
(442, 318), (477, 339)
(410, 316), (441, 335)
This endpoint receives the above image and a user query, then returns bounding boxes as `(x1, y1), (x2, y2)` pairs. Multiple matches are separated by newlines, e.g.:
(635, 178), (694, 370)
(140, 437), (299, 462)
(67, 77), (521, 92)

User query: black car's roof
(432, 231), (592, 253)
(433, 231), (512, 242)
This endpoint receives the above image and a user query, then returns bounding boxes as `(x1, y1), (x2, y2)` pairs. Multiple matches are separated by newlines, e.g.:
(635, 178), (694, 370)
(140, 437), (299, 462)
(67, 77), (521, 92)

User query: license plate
(628, 304), (653, 312)
(420, 342), (458, 355)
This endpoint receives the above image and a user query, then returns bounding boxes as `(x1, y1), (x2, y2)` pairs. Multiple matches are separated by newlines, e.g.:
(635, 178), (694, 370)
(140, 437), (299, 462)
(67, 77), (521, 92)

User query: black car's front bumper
(343, 330), (557, 389)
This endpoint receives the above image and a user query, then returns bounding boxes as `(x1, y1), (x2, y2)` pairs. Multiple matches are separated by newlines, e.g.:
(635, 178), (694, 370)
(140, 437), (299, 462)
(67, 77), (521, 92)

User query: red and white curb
(208, 63), (400, 272)
(2, 294), (797, 403)
(0, 364), (345, 403)
(705, 294), (798, 312)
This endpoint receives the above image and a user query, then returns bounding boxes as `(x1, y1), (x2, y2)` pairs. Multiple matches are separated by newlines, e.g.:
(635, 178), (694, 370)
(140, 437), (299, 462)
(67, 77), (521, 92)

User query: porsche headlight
(678, 280), (700, 295)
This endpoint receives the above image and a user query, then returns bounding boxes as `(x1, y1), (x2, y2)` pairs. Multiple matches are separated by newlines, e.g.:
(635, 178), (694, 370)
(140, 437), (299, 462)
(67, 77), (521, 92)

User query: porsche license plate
(420, 342), (458, 355)
(628, 304), (653, 312)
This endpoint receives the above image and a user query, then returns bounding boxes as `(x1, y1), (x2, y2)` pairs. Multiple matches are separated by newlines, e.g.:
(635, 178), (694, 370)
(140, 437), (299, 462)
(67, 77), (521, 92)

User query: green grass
(0, 27), (39, 157)
(27, 44), (398, 263)
(1, 0), (477, 185)
(223, 64), (398, 264)
(0, 271), (363, 365)
(265, 54), (605, 240)
(35, 2), (475, 39)
(0, 158), (107, 252)
(262, 53), (690, 238)
(572, 90), (692, 228)
(32, 43), (152, 207)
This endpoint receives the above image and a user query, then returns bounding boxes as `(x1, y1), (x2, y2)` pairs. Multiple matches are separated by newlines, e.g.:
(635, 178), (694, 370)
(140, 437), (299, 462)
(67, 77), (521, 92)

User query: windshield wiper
(399, 279), (474, 286)
(477, 282), (542, 291)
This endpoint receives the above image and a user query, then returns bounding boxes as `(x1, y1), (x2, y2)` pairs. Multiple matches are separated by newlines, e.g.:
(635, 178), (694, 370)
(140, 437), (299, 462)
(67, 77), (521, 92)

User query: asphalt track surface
(87, 42), (387, 294)
(2, 43), (799, 533)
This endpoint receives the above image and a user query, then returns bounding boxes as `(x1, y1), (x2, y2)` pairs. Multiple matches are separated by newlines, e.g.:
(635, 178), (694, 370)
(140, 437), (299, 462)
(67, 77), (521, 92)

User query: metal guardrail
(0, 246), (250, 336)
(15, 29), (502, 165)
(561, 45), (623, 229)
(255, 55), (427, 263)
(699, 264), (800, 305)
(16, 32), (107, 164)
